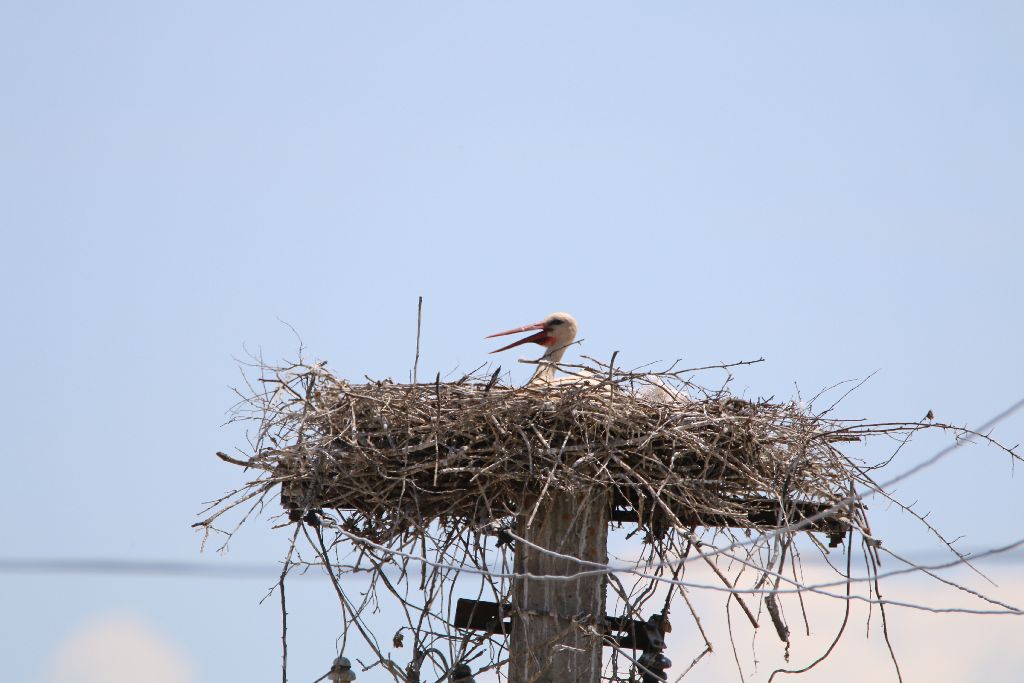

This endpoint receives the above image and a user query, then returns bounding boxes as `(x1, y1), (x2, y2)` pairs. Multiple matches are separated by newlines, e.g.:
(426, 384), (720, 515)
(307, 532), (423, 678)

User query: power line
(0, 558), (300, 579)
(3, 545), (1024, 582)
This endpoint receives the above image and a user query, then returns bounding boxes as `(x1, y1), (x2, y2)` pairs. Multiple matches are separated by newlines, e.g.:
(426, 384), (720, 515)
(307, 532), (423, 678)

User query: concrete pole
(508, 489), (610, 683)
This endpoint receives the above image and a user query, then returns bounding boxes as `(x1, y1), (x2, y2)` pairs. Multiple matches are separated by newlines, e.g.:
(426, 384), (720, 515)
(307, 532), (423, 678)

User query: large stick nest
(223, 359), (862, 545)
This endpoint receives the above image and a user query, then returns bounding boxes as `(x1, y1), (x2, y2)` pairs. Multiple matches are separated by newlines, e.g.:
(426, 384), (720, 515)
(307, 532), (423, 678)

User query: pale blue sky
(2, 2), (1022, 682)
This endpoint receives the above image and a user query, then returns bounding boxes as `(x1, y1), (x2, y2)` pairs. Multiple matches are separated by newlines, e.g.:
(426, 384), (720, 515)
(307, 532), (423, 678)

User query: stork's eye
(549, 319), (563, 326)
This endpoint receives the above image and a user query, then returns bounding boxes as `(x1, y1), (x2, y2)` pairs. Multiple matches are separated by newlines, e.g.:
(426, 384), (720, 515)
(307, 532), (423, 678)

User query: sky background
(2, 2), (1022, 682)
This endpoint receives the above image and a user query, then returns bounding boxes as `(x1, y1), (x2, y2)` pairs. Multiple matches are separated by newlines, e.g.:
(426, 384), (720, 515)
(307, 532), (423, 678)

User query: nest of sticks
(199, 354), (1022, 682)
(212, 358), (865, 546)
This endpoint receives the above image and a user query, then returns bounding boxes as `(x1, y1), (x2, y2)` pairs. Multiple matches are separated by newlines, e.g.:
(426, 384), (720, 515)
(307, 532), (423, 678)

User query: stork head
(487, 312), (578, 354)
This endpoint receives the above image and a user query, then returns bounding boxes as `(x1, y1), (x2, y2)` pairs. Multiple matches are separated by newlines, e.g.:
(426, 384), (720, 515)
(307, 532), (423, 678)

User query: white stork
(487, 311), (691, 402)
(486, 312), (579, 385)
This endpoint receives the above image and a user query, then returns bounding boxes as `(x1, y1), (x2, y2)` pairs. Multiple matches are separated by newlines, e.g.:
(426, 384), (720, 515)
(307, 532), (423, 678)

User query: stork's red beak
(486, 322), (551, 353)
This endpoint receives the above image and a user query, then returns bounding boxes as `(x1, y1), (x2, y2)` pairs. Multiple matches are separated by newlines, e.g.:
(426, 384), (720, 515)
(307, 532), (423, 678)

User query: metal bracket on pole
(453, 599), (673, 654)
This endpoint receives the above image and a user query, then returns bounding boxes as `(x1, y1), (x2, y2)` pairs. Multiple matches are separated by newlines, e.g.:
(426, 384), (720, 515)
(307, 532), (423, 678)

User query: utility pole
(508, 489), (610, 683)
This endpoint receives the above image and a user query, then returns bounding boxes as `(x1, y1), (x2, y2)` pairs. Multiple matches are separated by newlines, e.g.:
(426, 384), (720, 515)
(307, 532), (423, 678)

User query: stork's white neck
(529, 343), (570, 384)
